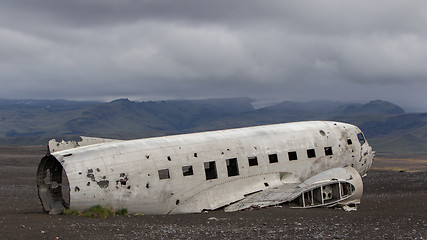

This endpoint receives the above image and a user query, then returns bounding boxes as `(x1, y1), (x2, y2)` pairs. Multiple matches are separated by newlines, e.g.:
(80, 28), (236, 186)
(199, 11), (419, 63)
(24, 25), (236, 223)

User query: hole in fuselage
(37, 155), (70, 213)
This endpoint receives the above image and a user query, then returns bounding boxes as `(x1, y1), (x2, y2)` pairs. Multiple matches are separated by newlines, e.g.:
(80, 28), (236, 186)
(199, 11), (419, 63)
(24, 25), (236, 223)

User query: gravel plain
(0, 146), (426, 239)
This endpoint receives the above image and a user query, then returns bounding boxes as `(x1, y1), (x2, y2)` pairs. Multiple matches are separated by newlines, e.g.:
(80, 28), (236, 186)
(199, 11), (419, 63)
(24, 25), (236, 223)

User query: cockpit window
(357, 133), (366, 145)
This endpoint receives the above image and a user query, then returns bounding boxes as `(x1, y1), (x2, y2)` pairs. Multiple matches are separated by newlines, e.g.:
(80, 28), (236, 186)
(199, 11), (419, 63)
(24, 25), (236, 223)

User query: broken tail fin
(48, 136), (122, 153)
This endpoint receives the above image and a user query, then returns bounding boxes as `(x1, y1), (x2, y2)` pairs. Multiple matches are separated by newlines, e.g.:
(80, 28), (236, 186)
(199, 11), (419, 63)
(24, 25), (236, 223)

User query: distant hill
(263, 99), (404, 116)
(0, 98), (426, 153)
(338, 100), (405, 115)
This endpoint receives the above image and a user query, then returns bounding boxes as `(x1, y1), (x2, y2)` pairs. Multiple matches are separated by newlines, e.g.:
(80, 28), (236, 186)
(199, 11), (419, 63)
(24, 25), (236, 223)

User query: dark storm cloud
(0, 0), (426, 110)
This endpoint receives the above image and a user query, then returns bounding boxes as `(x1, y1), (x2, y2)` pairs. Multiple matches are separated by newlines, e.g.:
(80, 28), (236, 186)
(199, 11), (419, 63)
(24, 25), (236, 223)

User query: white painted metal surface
(37, 121), (374, 215)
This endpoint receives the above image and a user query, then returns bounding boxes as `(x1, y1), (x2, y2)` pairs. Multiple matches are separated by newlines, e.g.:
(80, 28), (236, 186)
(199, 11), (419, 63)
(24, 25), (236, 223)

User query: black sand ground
(0, 146), (426, 239)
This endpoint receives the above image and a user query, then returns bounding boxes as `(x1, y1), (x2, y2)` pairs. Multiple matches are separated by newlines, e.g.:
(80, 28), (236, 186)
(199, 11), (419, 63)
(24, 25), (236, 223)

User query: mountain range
(1, 98), (426, 153)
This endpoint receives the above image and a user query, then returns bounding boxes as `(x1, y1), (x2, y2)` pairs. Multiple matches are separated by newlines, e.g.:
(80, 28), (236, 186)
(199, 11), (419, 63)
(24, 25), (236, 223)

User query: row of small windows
(158, 146), (334, 180)
(156, 133), (367, 181)
(158, 135), (358, 163)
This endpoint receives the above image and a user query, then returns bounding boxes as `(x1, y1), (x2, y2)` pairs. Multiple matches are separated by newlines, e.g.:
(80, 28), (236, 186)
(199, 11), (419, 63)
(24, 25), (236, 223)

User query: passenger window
(248, 156), (258, 166)
(182, 165), (194, 176)
(226, 158), (239, 177)
(357, 133), (366, 145)
(324, 147), (333, 156)
(268, 154), (278, 163)
(204, 161), (218, 180)
(307, 149), (316, 158)
(158, 169), (170, 180)
(288, 151), (298, 161)
(347, 139), (353, 145)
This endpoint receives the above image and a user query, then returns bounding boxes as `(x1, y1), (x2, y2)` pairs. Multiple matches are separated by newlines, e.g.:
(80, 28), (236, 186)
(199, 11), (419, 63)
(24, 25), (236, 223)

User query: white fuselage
(39, 121), (374, 214)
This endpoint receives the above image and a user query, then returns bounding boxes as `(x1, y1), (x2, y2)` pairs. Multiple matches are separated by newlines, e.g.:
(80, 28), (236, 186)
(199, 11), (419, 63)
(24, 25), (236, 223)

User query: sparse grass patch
(63, 208), (81, 216)
(84, 205), (114, 218)
(64, 205), (128, 218)
(115, 208), (129, 216)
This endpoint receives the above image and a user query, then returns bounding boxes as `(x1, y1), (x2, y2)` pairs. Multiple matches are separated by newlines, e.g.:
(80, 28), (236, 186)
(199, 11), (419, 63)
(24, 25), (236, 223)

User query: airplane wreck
(37, 121), (374, 215)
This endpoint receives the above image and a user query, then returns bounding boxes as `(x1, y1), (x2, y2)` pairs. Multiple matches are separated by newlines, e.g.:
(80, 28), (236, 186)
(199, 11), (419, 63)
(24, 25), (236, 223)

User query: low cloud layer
(1, 0), (426, 110)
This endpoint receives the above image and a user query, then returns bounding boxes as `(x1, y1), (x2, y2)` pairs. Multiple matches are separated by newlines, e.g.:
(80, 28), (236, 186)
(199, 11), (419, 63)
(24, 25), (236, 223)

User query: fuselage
(37, 121), (374, 214)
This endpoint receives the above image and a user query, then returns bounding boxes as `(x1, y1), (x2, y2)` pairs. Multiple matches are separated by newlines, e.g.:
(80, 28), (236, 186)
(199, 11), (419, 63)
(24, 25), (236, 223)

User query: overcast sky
(1, 0), (426, 111)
